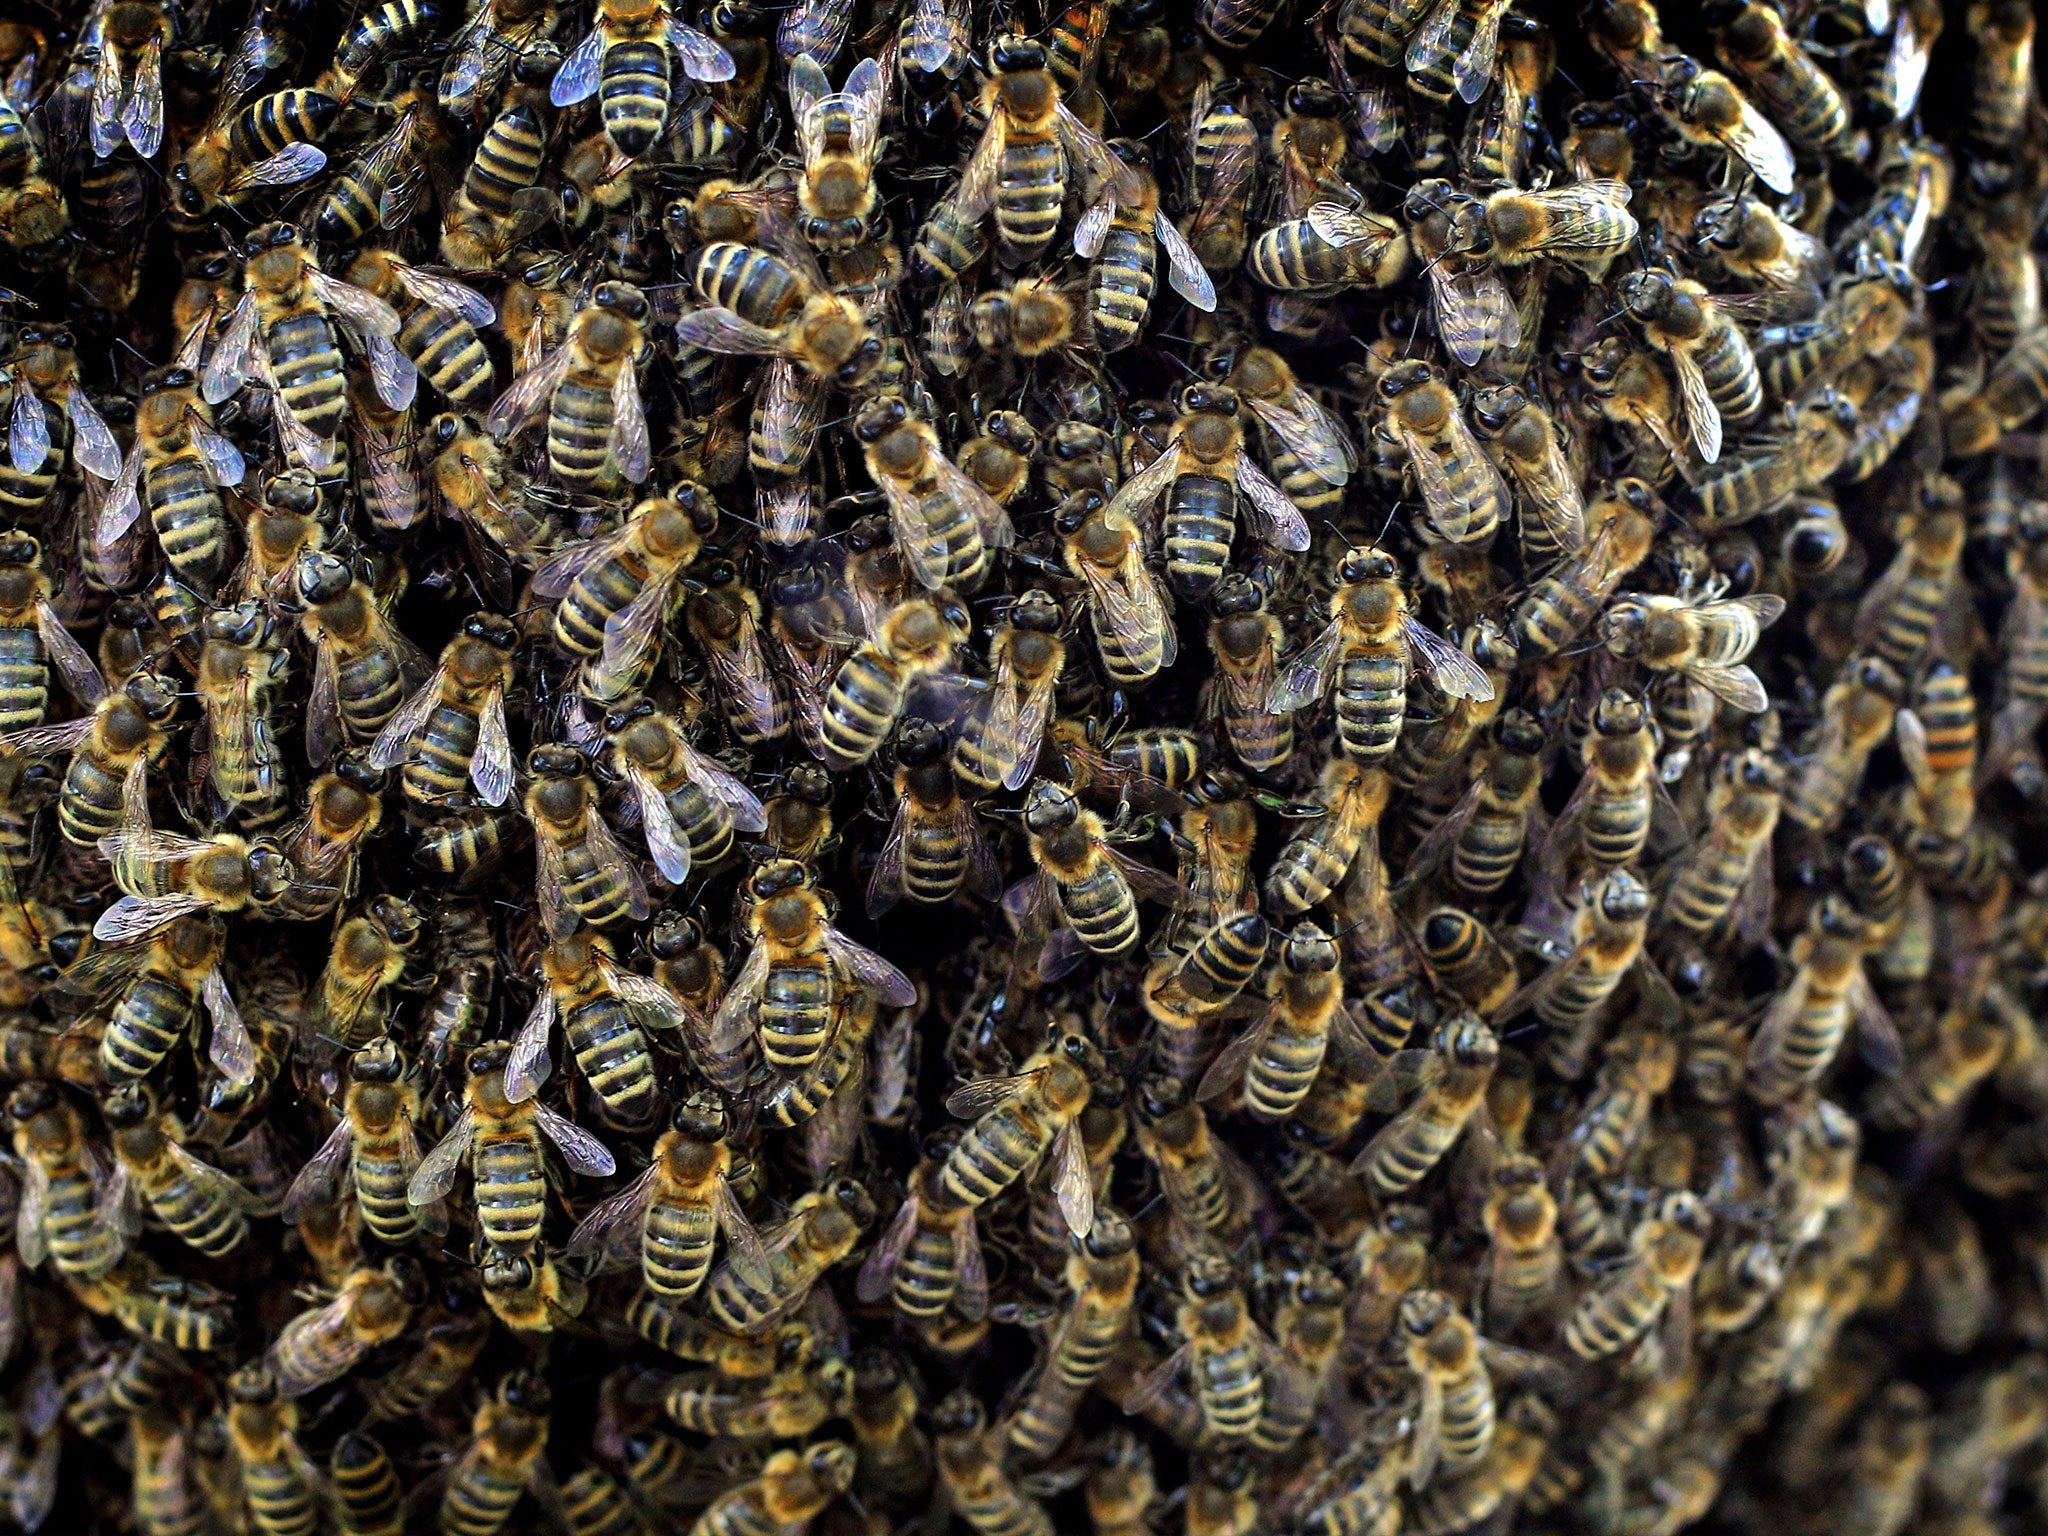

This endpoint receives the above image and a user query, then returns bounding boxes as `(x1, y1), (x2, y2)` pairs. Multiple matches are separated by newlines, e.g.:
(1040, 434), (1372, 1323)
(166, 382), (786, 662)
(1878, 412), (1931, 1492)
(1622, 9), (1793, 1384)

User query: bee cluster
(0, 0), (2041, 1530)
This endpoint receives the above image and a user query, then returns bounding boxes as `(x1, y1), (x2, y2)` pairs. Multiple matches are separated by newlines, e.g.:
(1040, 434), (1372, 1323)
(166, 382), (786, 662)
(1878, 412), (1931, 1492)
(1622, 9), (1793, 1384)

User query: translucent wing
(167, 1140), (270, 1214)
(90, 44), (123, 158)
(1051, 1121), (1094, 1235)
(710, 940), (770, 1056)
(670, 20), (736, 82)
(1103, 439), (1181, 524)
(407, 1108), (474, 1205)
(565, 1164), (655, 1263)
(1453, 0), (1510, 102)
(900, 0), (962, 71)
(1398, 423), (1475, 542)
(1849, 967), (1902, 1076)
(1272, 618), (1343, 714)
(1404, 0), (1463, 73)
(955, 115), (1005, 221)
(191, 415), (246, 486)
(1056, 102), (1141, 208)
(366, 668), (445, 770)
(1429, 260), (1514, 367)
(395, 264), (496, 327)
(1405, 618), (1495, 701)
(1682, 661), (1769, 713)
(1668, 347), (1722, 465)
(506, 988), (557, 1104)
(1073, 196), (1115, 260)
(1079, 557), (1178, 671)
(864, 798), (910, 919)
(931, 454), (1015, 549)
(824, 929), (917, 1006)
(1196, 1010), (1275, 1102)
(93, 893), (209, 944)
(946, 1068), (1034, 1120)
(122, 36), (164, 158)
(201, 295), (261, 405)
(14, 1160), (43, 1267)
(66, 390), (122, 480)
(14, 1430), (55, 1534)
(225, 141), (326, 192)
(551, 27), (604, 105)
(203, 967), (255, 1087)
(35, 604), (105, 706)
(1408, 1372), (1444, 1488)
(714, 1177), (764, 1273)
(1233, 457), (1312, 550)
(7, 377), (45, 474)
(631, 770), (693, 886)
(1246, 394), (1351, 484)
(855, 1194), (919, 1301)
(677, 740), (767, 832)
(281, 1119), (354, 1221)
(1721, 94), (1795, 195)
(672, 309), (788, 358)
(485, 343), (576, 440)
(472, 684), (513, 806)
(536, 1103), (616, 1177)
(612, 363), (651, 484)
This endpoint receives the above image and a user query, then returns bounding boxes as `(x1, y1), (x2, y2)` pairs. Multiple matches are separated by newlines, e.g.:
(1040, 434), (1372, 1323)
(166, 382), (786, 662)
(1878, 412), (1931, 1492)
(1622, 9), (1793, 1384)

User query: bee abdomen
(598, 40), (672, 158)
(1246, 1025), (1328, 1119)
(104, 975), (199, 1082)
(822, 654), (906, 769)
(144, 453), (227, 592)
(1335, 652), (1406, 762)
(405, 701), (482, 804)
(471, 1135), (546, 1252)
(147, 1170), (248, 1255)
(940, 1109), (1034, 1207)
(1165, 475), (1234, 600)
(399, 302), (495, 410)
(440, 1469), (524, 1536)
(230, 90), (337, 162)
(243, 1460), (320, 1536)
(548, 378), (620, 491)
(994, 139), (1064, 264)
(1088, 225), (1156, 351)
(1055, 865), (1139, 955)
(0, 626), (45, 733)
(353, 1147), (419, 1244)
(464, 105), (546, 218)
(892, 1227), (961, 1317)
(564, 997), (657, 1118)
(663, 781), (737, 871)
(335, 650), (406, 743)
(1193, 1341), (1265, 1437)
(758, 960), (834, 1069)
(1454, 810), (1526, 894)
(1697, 325), (1764, 423)
(692, 243), (802, 327)
(642, 1201), (716, 1297)
(265, 311), (347, 442)
(1583, 783), (1651, 867)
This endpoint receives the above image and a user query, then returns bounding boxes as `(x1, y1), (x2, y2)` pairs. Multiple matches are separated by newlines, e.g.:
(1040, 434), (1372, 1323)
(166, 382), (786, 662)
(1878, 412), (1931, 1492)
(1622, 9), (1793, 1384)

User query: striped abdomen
(994, 133), (1063, 265)
(902, 818), (969, 903)
(1191, 1339), (1264, 1438)
(471, 1130), (545, 1253)
(599, 39), (671, 158)
(139, 1161), (247, 1255)
(243, 1459), (319, 1536)
(103, 972), (198, 1082)
(662, 780), (736, 870)
(821, 652), (906, 769)
(557, 551), (652, 656)
(397, 297), (494, 410)
(43, 1162), (122, 1277)
(265, 310), (347, 442)
(439, 1462), (525, 1536)
(1694, 321), (1763, 423)
(642, 1197), (715, 1297)
(1088, 224), (1155, 351)
(144, 451), (226, 592)
(352, 1137), (419, 1244)
(564, 995), (656, 1118)
(758, 956), (833, 1069)
(691, 243), (802, 327)
(940, 1104), (1042, 1207)
(1054, 865), (1138, 955)
(464, 105), (546, 218)
(230, 90), (336, 160)
(404, 700), (482, 804)
(1245, 1018), (1328, 1119)
(893, 1221), (962, 1317)
(1582, 779), (1650, 867)
(0, 624), (45, 732)
(547, 370), (621, 491)
(1335, 649), (1406, 762)
(1164, 474), (1233, 599)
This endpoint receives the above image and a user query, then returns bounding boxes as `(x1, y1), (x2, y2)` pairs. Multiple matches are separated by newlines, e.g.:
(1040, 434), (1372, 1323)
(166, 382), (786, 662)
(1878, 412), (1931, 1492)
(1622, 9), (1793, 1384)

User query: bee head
(853, 396), (909, 444)
(352, 1035), (403, 1084)
(989, 33), (1045, 73)
(101, 1083), (155, 1129)
(294, 551), (354, 609)
(594, 281), (650, 323)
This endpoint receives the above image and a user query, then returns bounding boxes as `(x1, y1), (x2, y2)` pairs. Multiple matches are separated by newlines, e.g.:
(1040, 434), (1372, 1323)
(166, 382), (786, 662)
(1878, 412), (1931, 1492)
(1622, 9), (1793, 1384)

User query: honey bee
(953, 589), (1064, 794)
(3, 324), (122, 514)
(1181, 80), (1257, 273)
(1783, 656), (1901, 832)
(1746, 897), (1898, 1103)
(1509, 870), (1656, 1079)
(607, 699), (766, 887)
(9, 1081), (125, 1279)
(406, 1043), (618, 1253)
(1658, 748), (1781, 946)
(868, 720), (1001, 915)
(265, 1261), (416, 1398)
(508, 927), (694, 1119)
(1400, 181), (1519, 366)
(1710, 2), (1853, 158)
(224, 1364), (321, 1536)
(100, 369), (244, 598)
(1060, 498), (1177, 686)
(1273, 546), (1496, 765)
(550, 0), (734, 158)
(487, 282), (653, 495)
(856, 1140), (987, 1322)
(285, 1037), (442, 1247)
(1375, 361), (1512, 545)
(1197, 922), (1347, 1121)
(1248, 201), (1411, 296)
(854, 395), (1015, 594)
(1853, 503), (1965, 673)
(819, 595), (966, 770)
(1074, 140), (1218, 350)
(1691, 193), (1830, 294)
(704, 1176), (875, 1336)
(1618, 269), (1776, 465)
(102, 1084), (267, 1259)
(1130, 1254), (1274, 1443)
(295, 556), (429, 765)
(1352, 1014), (1497, 1193)
(1004, 1207), (1138, 1458)
(1652, 56), (1796, 195)
(1562, 1190), (1709, 1362)
(1266, 759), (1389, 915)
(692, 1440), (855, 1536)
(1468, 386), (1585, 562)
(438, 1370), (554, 1536)
(440, 0), (561, 127)
(1602, 587), (1784, 715)
(941, 1030), (1100, 1236)
(688, 562), (790, 750)
(370, 623), (513, 811)
(202, 223), (409, 474)
(1012, 779), (1180, 964)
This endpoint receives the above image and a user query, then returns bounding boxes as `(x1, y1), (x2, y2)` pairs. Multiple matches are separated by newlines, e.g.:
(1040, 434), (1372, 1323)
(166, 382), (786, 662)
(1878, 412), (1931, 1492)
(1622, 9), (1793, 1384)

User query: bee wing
(1666, 346), (1723, 465)
(0, 716), (92, 759)
(13, 1160), (43, 1268)
(92, 893), (210, 945)
(1103, 439), (1182, 526)
(824, 928), (917, 1007)
(879, 476), (957, 592)
(962, 801), (1004, 901)
(1397, 777), (1485, 891)
(1152, 211), (1217, 312)
(32, 602), (104, 708)
(406, 1108), (474, 1207)
(1246, 394), (1352, 485)
(900, 0), (963, 72)
(945, 1066), (1037, 1120)
(870, 1010), (916, 1121)
(1453, 0), (1511, 102)
(392, 263), (495, 328)
(1404, 0), (1463, 73)
(1003, 673), (1060, 793)
(224, 141), (327, 194)
(1234, 456), (1312, 551)
(505, 988), (557, 1104)
(1104, 847), (1186, 910)
(485, 342), (576, 440)
(1057, 102), (1142, 209)
(710, 940), (770, 1056)
(536, 1103), (617, 1177)
(600, 571), (677, 694)
(1680, 661), (1769, 713)
(551, 27), (604, 105)
(1849, 965), (1903, 1076)
(611, 363), (651, 485)
(673, 308), (790, 358)
(669, 19), (735, 82)
(1533, 179), (1637, 244)
(13, 1431), (56, 1534)
(580, 809), (652, 925)
(281, 1118), (355, 1222)
(1397, 422), (1472, 542)
(1720, 93), (1796, 195)
(864, 797), (911, 919)
(1196, 1007), (1277, 1103)
(565, 1163), (657, 1264)
(309, 270), (403, 343)
(203, 967), (256, 1088)
(933, 453), (1016, 551)
(65, 389), (122, 481)
(1272, 617), (1344, 715)
(1487, 936), (1591, 1022)
(1428, 260), (1513, 368)
(628, 769), (693, 887)
(189, 411), (247, 488)
(5, 377), (45, 476)
(166, 1140), (270, 1215)
(472, 683), (514, 807)
(201, 293), (261, 405)
(1082, 556), (1178, 671)
(1124, 1341), (1193, 1412)
(1052, 1120), (1095, 1235)
(1407, 1372), (1444, 1488)
(1404, 617), (1495, 701)
(366, 665), (449, 771)
(854, 1193), (919, 1302)
(118, 35), (162, 157)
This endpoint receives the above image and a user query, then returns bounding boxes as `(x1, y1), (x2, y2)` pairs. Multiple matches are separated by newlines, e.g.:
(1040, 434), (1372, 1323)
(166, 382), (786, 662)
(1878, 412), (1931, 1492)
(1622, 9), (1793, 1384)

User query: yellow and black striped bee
(9, 1080), (126, 1279)
(550, 0), (734, 158)
(488, 281), (654, 495)
(102, 1083), (268, 1258)
(368, 613), (518, 810)
(284, 1037), (443, 1247)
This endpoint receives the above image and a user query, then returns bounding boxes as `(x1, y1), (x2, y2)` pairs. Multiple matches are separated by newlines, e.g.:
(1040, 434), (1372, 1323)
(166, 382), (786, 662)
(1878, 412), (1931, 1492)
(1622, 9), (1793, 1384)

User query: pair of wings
(368, 664), (513, 806)
(878, 434), (1018, 593)
(623, 740), (768, 887)
(1106, 427), (1312, 554)
(99, 395), (245, 546)
(854, 1188), (989, 1319)
(1272, 612), (1497, 717)
(486, 329), (652, 485)
(789, 54), (883, 171)
(710, 925), (918, 1057)
(505, 948), (703, 1103)
(943, 1068), (1096, 1235)
(866, 789), (1002, 918)
(550, 16), (736, 107)
(406, 1100), (617, 1209)
(567, 1160), (766, 1279)
(9, 372), (122, 481)
(1394, 401), (1516, 542)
